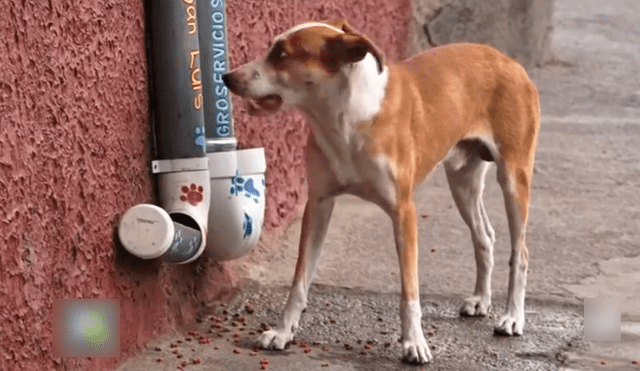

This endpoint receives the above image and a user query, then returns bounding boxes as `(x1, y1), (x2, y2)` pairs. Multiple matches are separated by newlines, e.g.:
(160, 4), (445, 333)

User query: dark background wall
(410, 0), (554, 71)
(0, 0), (411, 370)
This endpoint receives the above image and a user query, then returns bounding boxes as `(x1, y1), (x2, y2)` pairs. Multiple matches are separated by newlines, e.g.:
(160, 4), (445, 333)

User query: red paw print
(180, 184), (204, 206)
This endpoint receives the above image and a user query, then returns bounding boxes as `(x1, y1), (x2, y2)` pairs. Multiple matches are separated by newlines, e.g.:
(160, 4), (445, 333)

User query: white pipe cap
(118, 204), (175, 259)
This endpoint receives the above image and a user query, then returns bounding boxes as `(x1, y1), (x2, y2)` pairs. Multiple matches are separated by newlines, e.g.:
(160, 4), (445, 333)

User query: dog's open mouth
(245, 94), (283, 116)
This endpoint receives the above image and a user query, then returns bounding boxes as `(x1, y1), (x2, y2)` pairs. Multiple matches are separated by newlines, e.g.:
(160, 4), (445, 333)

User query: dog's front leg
(256, 195), (335, 349)
(392, 198), (432, 364)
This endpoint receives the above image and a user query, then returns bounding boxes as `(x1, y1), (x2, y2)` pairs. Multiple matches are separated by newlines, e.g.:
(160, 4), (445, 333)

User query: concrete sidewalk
(117, 0), (640, 369)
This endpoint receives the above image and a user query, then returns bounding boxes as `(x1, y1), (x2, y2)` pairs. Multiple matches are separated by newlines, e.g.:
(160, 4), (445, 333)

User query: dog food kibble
(233, 348), (242, 354)
(176, 354), (183, 359)
(260, 359), (270, 365)
(384, 342), (391, 348)
(431, 248), (436, 253)
(193, 358), (202, 364)
(172, 348), (179, 354)
(156, 357), (164, 363)
(421, 214), (430, 219)
(249, 351), (258, 356)
(244, 303), (255, 314)
(154, 347), (162, 352)
(261, 365), (268, 370)
(177, 366), (183, 370)
(181, 361), (188, 367)
(322, 345), (331, 352)
(601, 360), (607, 365)
(304, 347), (312, 354)
(185, 337), (192, 341)
(298, 340), (307, 348)
(360, 350), (367, 355)
(364, 344), (372, 350)
(322, 364), (329, 368)
(633, 360), (639, 365)
(214, 346), (220, 350)
(427, 331), (435, 336)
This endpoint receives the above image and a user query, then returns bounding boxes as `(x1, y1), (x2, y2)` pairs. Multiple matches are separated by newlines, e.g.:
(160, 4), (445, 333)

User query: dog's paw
(460, 295), (491, 317)
(494, 313), (524, 336)
(256, 328), (293, 350)
(401, 336), (433, 364)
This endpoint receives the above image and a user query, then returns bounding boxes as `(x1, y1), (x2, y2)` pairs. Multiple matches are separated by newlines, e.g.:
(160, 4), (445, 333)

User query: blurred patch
(584, 298), (621, 342)
(53, 299), (120, 357)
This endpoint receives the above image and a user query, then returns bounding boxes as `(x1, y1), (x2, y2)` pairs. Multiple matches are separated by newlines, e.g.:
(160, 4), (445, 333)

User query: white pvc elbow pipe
(205, 147), (266, 261)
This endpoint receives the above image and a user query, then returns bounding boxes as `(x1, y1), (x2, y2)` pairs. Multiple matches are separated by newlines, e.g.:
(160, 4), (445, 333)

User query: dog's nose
(222, 73), (231, 87)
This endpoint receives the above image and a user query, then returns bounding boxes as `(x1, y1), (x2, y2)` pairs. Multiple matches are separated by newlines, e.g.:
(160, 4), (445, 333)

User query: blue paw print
(230, 172), (261, 203)
(194, 126), (206, 153)
(242, 212), (253, 239)
(244, 179), (260, 202)
(230, 172), (245, 195)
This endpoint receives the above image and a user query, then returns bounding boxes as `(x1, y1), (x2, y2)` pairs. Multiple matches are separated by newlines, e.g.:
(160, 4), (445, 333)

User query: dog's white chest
(310, 127), (397, 207)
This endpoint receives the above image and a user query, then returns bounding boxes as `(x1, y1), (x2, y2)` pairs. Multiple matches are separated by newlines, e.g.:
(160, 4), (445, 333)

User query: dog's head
(223, 19), (385, 116)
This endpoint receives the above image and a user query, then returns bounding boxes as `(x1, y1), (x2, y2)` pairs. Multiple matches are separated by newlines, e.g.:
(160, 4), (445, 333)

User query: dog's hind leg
(444, 144), (496, 317)
(490, 83), (539, 336)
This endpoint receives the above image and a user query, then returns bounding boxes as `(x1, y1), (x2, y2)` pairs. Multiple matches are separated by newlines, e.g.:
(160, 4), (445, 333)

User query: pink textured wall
(0, 1), (410, 370)
(0, 1), (235, 370)
(228, 0), (412, 230)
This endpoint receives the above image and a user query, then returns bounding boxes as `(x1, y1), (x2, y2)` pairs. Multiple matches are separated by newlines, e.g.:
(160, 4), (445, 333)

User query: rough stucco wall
(0, 1), (411, 370)
(228, 0), (413, 230)
(0, 1), (237, 370)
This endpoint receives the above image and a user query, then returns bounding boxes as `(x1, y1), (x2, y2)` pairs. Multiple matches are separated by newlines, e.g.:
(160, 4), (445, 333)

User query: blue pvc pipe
(196, 0), (236, 152)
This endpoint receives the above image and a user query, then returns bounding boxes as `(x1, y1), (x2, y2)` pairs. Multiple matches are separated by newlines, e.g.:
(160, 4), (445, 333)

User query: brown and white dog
(223, 20), (540, 364)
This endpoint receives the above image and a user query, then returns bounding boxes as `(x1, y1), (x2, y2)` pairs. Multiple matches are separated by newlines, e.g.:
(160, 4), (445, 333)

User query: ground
(117, 0), (640, 369)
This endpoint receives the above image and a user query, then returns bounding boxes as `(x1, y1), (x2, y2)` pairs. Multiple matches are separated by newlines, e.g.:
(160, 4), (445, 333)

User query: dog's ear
(323, 19), (385, 73)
